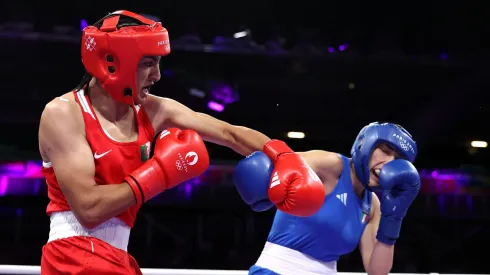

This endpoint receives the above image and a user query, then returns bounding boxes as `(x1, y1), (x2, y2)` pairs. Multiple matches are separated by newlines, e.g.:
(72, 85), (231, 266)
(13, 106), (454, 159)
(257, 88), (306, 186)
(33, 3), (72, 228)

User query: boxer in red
(38, 11), (324, 274)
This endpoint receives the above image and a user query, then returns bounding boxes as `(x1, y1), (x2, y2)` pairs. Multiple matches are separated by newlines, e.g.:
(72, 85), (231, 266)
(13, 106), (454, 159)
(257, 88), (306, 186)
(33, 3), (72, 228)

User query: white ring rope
(0, 265), (479, 275)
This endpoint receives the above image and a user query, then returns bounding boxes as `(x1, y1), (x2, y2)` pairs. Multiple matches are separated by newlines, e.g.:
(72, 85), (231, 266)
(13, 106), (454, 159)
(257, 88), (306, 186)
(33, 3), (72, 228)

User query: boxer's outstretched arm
(359, 194), (394, 275)
(149, 97), (271, 156)
(39, 101), (136, 229)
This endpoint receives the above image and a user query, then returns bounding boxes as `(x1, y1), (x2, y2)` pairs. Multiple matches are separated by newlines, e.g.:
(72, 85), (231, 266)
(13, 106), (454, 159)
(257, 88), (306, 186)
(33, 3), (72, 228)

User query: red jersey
(42, 89), (155, 227)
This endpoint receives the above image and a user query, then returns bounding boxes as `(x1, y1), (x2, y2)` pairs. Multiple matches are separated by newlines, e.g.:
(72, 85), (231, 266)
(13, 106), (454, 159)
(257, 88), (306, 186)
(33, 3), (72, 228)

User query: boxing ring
(0, 266), (480, 275)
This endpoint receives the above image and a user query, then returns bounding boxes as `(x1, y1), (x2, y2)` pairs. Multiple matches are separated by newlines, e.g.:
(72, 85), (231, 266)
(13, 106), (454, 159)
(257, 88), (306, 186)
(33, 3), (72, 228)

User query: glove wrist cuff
(263, 140), (293, 162)
(376, 216), (403, 245)
(126, 159), (167, 203)
(124, 175), (144, 205)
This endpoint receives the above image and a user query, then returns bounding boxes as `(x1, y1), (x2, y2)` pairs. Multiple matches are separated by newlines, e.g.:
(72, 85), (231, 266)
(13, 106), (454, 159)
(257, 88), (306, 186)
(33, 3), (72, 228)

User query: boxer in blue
(233, 122), (421, 275)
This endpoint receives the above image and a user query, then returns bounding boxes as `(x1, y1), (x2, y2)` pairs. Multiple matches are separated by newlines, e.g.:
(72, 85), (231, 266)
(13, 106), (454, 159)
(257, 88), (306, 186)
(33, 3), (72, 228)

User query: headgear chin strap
(350, 122), (417, 191)
(81, 10), (171, 105)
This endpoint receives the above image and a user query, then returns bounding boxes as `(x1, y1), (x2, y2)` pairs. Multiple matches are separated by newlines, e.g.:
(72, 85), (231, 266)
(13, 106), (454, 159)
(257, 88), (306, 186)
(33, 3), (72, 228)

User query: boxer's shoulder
(44, 92), (79, 112)
(140, 95), (169, 128)
(39, 93), (87, 162)
(44, 93), (80, 115)
(141, 95), (177, 115)
(141, 95), (189, 132)
(298, 150), (343, 182)
(41, 93), (84, 133)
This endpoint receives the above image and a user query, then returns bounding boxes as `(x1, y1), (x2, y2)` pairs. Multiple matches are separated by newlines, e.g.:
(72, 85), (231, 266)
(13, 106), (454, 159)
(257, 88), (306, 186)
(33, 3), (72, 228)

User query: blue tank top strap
(337, 154), (355, 194)
(361, 187), (372, 216)
(338, 154), (372, 216)
(338, 154), (351, 181)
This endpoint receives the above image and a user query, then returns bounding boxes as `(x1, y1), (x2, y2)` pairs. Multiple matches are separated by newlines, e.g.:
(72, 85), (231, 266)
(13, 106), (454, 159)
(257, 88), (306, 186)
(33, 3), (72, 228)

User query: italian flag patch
(361, 212), (369, 224)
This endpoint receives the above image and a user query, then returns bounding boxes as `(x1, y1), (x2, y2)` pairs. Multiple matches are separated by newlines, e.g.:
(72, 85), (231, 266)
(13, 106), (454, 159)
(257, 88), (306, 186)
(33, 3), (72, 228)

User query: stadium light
(287, 132), (305, 139)
(471, 141), (487, 148)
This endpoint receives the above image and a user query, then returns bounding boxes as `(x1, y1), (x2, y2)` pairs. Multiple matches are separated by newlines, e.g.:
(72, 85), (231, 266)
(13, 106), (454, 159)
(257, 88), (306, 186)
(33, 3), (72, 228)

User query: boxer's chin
(136, 87), (150, 104)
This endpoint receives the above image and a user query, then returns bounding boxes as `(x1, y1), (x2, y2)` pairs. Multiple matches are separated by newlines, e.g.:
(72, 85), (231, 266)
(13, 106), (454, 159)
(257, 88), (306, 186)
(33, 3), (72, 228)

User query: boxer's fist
(125, 128), (209, 204)
(263, 140), (325, 216)
(233, 152), (274, 212)
(150, 128), (210, 188)
(377, 159), (421, 245)
(379, 159), (420, 218)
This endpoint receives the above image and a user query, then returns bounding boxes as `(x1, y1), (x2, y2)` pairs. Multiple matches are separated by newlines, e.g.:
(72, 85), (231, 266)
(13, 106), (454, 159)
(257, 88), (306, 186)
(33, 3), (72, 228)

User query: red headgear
(81, 10), (171, 104)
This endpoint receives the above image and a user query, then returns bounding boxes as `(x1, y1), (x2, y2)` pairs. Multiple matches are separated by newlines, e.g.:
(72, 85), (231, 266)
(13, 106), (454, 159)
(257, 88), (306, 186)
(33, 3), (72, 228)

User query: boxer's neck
(350, 163), (365, 199)
(88, 79), (132, 122)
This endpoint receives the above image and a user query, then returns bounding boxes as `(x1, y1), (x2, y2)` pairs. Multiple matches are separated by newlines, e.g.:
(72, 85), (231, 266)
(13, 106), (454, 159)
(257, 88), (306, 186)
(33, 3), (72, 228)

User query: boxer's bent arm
(39, 102), (136, 229)
(154, 97), (271, 156)
(359, 194), (394, 275)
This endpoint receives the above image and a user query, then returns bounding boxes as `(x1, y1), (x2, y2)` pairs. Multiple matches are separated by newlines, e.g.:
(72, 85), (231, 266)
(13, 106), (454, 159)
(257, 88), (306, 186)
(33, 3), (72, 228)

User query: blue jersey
(266, 154), (372, 262)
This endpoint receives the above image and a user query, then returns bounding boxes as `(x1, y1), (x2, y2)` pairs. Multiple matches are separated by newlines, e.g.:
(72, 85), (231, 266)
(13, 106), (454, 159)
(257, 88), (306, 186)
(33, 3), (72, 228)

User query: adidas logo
(160, 130), (171, 139)
(336, 193), (347, 206)
(270, 171), (280, 188)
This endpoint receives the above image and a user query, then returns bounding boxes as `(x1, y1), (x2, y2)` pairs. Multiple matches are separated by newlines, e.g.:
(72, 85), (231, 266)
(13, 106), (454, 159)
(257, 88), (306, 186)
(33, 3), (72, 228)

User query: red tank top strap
(73, 88), (155, 141)
(132, 105), (155, 141)
(72, 89), (100, 130)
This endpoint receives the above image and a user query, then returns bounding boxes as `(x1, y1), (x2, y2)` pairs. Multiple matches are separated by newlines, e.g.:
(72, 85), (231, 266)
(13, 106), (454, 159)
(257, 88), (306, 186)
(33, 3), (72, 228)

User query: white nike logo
(94, 150), (112, 159)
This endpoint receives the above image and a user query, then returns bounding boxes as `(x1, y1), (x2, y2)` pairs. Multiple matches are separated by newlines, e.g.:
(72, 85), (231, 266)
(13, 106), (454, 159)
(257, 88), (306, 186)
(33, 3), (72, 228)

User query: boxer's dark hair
(75, 14), (146, 92)
(92, 14), (146, 29)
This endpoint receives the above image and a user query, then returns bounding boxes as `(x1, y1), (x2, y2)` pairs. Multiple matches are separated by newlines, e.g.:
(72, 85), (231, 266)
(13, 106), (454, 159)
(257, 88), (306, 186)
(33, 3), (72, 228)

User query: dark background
(0, 0), (489, 274)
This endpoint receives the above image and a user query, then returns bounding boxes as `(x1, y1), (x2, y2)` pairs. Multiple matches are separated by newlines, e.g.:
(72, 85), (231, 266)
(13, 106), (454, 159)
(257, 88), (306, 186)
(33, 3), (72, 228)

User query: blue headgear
(350, 122), (417, 191)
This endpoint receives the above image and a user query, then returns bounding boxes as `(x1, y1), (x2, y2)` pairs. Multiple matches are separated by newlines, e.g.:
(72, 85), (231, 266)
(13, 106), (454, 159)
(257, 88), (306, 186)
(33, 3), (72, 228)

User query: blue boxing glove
(233, 151), (275, 212)
(376, 159), (421, 245)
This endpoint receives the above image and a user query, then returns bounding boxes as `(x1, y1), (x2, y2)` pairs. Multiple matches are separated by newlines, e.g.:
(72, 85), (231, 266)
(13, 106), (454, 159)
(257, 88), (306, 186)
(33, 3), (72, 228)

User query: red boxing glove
(263, 140), (325, 217)
(125, 128), (209, 204)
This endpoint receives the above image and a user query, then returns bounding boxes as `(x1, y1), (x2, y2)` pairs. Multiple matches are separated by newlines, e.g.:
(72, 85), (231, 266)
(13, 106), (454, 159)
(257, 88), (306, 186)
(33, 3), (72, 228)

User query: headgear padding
(81, 10), (171, 105)
(350, 122), (417, 190)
